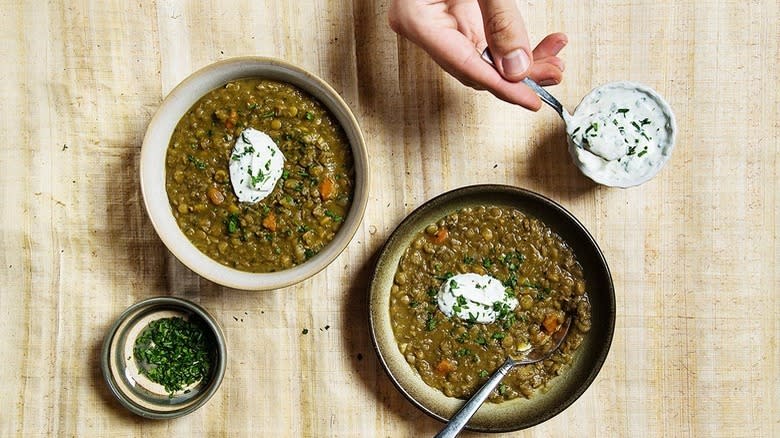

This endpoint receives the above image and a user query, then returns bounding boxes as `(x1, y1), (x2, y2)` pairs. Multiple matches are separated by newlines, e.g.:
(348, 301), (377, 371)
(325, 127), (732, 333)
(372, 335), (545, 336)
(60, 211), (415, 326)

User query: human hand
(388, 0), (567, 111)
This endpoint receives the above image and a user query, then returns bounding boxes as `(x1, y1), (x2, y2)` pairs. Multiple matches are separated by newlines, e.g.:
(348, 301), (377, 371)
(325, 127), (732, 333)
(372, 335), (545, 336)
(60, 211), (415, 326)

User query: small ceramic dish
(101, 296), (227, 419)
(140, 57), (369, 290)
(369, 185), (615, 432)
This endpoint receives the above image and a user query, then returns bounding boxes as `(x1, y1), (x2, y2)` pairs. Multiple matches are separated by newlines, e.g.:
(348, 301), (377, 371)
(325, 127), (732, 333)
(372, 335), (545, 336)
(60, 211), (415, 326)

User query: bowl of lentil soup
(141, 57), (368, 290)
(369, 185), (614, 432)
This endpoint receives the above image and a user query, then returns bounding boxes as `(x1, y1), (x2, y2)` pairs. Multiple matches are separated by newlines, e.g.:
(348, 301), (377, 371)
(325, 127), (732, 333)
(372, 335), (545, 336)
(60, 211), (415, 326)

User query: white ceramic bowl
(140, 57), (369, 290)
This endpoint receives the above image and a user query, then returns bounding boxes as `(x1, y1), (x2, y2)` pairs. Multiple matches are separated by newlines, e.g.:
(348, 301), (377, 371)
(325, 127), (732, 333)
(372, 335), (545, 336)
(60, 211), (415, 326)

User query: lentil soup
(389, 205), (592, 402)
(165, 78), (354, 272)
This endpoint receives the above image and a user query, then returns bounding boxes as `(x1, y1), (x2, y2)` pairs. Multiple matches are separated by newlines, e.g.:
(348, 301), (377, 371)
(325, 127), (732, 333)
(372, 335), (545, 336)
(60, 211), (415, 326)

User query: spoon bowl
(434, 317), (572, 438)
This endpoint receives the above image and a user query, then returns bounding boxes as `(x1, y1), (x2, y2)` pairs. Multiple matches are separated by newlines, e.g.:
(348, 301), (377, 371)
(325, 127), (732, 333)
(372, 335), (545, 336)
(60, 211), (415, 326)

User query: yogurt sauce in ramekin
(565, 81), (676, 188)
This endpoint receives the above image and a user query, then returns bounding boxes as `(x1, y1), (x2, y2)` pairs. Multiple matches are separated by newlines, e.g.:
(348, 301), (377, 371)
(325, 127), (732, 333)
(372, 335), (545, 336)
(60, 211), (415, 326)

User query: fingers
(529, 33), (568, 85)
(532, 32), (568, 60)
(476, 0), (532, 82)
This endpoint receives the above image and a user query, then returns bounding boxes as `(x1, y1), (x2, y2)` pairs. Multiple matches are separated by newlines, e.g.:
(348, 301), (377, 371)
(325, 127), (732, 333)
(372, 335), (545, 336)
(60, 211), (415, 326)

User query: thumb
(477, 0), (532, 82)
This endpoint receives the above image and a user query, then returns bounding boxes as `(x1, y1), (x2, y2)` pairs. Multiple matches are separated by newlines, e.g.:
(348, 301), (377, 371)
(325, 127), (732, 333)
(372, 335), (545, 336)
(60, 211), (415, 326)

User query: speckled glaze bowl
(369, 185), (615, 432)
(101, 296), (227, 419)
(140, 57), (369, 290)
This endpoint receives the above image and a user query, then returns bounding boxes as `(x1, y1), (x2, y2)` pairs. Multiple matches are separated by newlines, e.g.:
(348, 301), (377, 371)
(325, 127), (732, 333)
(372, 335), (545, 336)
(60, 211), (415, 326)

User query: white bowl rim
(140, 56), (369, 290)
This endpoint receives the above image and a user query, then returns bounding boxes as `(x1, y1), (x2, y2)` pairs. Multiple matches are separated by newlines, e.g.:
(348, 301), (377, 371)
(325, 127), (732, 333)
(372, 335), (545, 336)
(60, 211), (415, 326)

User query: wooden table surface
(1, 1), (778, 436)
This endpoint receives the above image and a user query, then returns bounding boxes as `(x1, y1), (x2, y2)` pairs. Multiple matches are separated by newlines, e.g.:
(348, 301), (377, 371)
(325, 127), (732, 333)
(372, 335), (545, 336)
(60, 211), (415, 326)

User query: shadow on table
(520, 126), (600, 201)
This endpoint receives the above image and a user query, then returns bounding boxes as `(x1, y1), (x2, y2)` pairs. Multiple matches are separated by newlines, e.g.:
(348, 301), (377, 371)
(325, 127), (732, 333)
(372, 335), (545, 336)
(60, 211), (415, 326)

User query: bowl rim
(100, 296), (227, 419)
(368, 184), (616, 432)
(140, 56), (369, 290)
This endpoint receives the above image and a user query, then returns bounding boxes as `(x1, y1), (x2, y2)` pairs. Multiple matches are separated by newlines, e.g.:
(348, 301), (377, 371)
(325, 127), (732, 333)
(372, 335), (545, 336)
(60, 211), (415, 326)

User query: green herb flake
(305, 111), (315, 121)
(187, 155), (207, 170)
(478, 370), (489, 379)
(324, 210), (343, 222)
(425, 315), (438, 331)
(455, 348), (471, 358)
(226, 213), (240, 234)
(435, 272), (455, 282)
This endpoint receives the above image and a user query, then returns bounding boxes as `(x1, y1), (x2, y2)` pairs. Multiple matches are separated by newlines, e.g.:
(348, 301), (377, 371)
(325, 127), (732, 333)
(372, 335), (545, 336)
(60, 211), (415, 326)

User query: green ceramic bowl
(101, 296), (227, 419)
(368, 184), (615, 432)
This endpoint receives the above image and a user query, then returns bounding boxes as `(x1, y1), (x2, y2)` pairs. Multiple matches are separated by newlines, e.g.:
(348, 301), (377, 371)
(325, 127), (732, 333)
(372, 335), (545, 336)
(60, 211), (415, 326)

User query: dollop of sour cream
(437, 273), (518, 324)
(566, 81), (676, 188)
(229, 128), (285, 203)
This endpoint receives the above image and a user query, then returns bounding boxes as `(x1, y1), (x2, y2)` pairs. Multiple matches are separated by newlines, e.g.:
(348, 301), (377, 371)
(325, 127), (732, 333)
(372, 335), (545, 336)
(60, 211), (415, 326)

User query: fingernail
(501, 49), (530, 78)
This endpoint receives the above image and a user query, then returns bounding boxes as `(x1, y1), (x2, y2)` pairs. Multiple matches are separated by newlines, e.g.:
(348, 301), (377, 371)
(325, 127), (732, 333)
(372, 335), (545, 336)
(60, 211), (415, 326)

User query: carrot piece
(319, 176), (335, 201)
(436, 359), (456, 375)
(431, 228), (448, 245)
(262, 212), (277, 232)
(225, 109), (238, 129)
(542, 314), (560, 334)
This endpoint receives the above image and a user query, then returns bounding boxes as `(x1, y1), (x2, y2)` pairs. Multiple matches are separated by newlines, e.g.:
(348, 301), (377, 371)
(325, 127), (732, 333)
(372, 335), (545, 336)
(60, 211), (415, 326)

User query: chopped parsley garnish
(187, 155), (206, 170)
(133, 317), (214, 397)
(304, 111), (315, 120)
(455, 348), (471, 358)
(425, 314), (438, 331)
(226, 213), (240, 234)
(503, 273), (518, 289)
(463, 256), (475, 265)
(324, 210), (343, 222)
(435, 272), (455, 282)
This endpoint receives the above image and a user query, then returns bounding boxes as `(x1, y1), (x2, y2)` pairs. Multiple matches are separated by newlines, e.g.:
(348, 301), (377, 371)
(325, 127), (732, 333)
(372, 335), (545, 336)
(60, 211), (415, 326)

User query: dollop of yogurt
(437, 273), (518, 324)
(566, 81), (676, 188)
(229, 128), (285, 203)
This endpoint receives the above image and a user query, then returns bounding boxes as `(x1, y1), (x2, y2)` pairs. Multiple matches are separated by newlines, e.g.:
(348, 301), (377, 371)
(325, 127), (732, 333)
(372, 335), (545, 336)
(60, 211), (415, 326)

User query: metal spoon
(433, 317), (572, 438)
(480, 48), (569, 121)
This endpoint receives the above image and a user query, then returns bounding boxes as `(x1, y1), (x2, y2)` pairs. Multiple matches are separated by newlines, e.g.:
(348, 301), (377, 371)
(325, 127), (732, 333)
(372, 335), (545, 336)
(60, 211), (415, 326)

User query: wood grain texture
(1, 0), (777, 436)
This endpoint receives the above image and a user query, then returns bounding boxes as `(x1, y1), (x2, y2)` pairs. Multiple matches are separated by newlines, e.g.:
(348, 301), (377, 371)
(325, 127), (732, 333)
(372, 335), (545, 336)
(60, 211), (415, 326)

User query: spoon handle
(433, 357), (516, 438)
(520, 77), (565, 118)
(480, 48), (566, 119)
